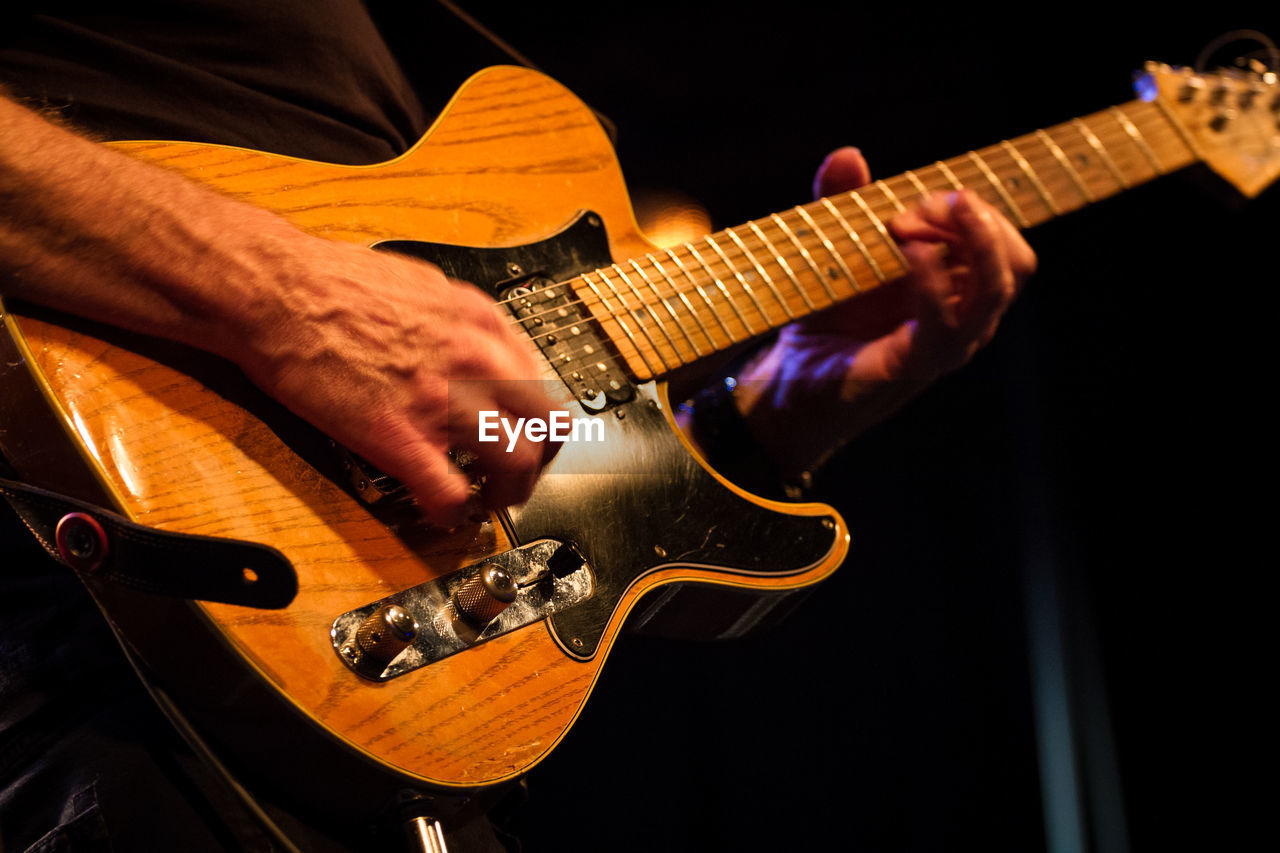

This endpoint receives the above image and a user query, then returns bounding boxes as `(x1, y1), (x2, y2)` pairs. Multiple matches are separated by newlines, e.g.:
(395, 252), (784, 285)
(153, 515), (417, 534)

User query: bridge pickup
(333, 444), (481, 509)
(330, 539), (593, 681)
(505, 278), (634, 412)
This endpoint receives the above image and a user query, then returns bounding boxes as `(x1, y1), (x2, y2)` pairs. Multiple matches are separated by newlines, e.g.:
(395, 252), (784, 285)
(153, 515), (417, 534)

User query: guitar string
(511, 111), (1187, 380)
(490, 108), (1188, 374)
(507, 114), (1187, 379)
(494, 102), (1179, 338)
(348, 104), (1192, 488)
(497, 104), (1182, 342)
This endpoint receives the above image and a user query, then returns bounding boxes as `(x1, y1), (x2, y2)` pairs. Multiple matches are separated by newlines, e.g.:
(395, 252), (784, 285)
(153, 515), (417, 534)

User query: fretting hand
(733, 146), (1037, 479)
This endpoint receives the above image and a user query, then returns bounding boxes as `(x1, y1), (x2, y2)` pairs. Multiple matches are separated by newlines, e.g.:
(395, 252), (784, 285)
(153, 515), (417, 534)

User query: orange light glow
(633, 189), (712, 248)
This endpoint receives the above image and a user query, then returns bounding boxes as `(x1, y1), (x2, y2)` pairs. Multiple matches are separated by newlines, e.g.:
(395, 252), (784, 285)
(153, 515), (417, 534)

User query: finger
(814, 146), (871, 197)
(489, 376), (564, 493)
(890, 193), (960, 245)
(404, 452), (474, 526)
(915, 190), (1034, 286)
(991, 204), (1037, 281)
(475, 433), (544, 509)
(949, 191), (1017, 335)
(365, 415), (474, 526)
(448, 384), (549, 510)
(901, 241), (959, 334)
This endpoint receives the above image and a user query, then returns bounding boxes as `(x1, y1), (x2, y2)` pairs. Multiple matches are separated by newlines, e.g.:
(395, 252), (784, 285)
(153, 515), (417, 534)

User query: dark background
(441, 5), (1280, 852)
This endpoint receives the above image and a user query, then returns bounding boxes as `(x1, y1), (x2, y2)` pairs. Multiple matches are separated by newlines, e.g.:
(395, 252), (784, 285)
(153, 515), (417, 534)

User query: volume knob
(353, 604), (419, 675)
(452, 564), (517, 626)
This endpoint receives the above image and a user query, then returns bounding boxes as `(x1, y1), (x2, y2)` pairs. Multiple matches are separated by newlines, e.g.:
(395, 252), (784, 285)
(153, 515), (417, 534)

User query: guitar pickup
(504, 278), (634, 413)
(333, 444), (482, 509)
(330, 539), (593, 681)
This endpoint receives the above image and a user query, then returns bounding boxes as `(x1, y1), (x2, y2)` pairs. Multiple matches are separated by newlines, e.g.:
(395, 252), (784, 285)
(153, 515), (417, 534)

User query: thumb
(814, 146), (871, 197)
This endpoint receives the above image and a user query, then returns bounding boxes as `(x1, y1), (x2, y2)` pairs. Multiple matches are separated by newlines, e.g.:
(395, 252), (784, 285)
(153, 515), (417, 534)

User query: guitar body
(0, 65), (847, 806)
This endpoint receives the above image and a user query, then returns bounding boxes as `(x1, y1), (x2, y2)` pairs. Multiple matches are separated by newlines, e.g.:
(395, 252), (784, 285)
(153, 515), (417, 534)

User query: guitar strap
(0, 471), (509, 851)
(432, 0), (618, 144)
(0, 476), (297, 609)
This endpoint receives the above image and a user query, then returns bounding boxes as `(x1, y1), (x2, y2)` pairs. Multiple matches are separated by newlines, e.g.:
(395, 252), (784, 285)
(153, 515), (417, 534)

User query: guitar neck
(574, 95), (1198, 380)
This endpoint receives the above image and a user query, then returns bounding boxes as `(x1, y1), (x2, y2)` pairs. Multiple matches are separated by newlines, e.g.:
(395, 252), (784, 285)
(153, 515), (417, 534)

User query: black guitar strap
(432, 0), (619, 144)
(0, 476), (297, 609)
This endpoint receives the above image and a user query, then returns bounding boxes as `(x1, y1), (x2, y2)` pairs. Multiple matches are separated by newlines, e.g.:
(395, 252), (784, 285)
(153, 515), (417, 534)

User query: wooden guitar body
(0, 65), (848, 809)
(5, 56), (1276, 820)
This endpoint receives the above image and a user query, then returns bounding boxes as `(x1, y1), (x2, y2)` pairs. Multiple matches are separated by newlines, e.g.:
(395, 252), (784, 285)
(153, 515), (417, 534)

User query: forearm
(0, 94), (296, 360)
(0, 95), (558, 521)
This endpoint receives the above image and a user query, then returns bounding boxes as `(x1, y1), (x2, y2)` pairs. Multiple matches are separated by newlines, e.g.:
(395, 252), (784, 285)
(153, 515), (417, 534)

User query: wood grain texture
(2, 66), (847, 789)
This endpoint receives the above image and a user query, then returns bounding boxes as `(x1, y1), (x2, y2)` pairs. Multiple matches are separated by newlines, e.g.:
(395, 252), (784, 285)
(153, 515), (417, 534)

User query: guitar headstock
(1139, 61), (1280, 197)
(1146, 61), (1280, 195)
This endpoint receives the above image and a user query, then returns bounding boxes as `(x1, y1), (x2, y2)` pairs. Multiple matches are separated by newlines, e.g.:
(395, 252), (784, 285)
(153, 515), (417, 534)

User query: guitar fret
(785, 207), (846, 301)
(1109, 106), (1164, 175)
(580, 272), (661, 377)
(934, 160), (965, 191)
(1072, 119), (1128, 188)
(629, 259), (704, 358)
(663, 247), (737, 345)
(762, 215), (827, 306)
(605, 266), (675, 372)
(1001, 139), (1060, 216)
(818, 198), (879, 287)
(611, 264), (683, 367)
(968, 150), (1028, 227)
(725, 226), (798, 319)
(903, 169), (930, 198)
(647, 253), (717, 354)
(874, 179), (907, 213)
(1036, 128), (1095, 202)
(849, 192), (908, 273)
(579, 91), (1216, 378)
(1149, 96), (1202, 161)
(705, 234), (777, 327)
(687, 241), (759, 336)
(749, 220), (817, 311)
(982, 145), (1053, 219)
(1130, 101), (1196, 166)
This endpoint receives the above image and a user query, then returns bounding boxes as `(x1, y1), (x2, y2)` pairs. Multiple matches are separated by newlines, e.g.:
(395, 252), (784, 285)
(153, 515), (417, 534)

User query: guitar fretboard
(565, 97), (1197, 380)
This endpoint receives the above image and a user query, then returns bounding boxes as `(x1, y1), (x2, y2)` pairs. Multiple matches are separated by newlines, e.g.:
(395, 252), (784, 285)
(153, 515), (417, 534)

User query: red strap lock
(55, 512), (109, 573)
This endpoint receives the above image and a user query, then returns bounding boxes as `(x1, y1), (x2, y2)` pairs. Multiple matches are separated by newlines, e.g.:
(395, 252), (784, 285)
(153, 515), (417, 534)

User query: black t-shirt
(0, 1), (512, 161)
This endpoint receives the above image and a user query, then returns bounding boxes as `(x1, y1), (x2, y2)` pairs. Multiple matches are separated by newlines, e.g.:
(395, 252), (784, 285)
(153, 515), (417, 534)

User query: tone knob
(353, 604), (419, 673)
(451, 563), (517, 626)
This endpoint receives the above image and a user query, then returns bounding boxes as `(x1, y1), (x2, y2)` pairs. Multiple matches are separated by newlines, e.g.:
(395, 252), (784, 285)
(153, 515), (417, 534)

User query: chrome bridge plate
(330, 539), (593, 681)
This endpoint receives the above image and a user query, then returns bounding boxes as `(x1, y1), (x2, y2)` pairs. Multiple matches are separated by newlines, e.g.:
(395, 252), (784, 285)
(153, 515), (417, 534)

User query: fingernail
(946, 190), (960, 208)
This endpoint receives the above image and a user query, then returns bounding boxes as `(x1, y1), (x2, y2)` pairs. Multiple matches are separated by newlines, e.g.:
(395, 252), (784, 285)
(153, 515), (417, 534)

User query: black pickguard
(378, 212), (841, 659)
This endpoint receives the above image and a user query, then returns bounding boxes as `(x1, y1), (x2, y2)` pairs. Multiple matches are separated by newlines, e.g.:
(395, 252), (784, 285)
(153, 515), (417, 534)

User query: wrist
(683, 343), (814, 499)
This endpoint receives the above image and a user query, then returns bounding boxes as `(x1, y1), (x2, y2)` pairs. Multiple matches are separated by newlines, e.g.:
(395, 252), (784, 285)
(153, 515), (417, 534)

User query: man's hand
(234, 237), (559, 525)
(0, 95), (557, 525)
(733, 146), (1037, 480)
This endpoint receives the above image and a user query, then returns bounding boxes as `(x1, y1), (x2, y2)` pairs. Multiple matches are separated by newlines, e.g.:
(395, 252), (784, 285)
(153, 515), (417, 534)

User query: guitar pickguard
(0, 67), (856, 793)
(377, 213), (843, 660)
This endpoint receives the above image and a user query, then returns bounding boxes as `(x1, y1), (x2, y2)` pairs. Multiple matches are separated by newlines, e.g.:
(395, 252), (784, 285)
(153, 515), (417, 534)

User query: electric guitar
(0, 63), (1275, 816)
